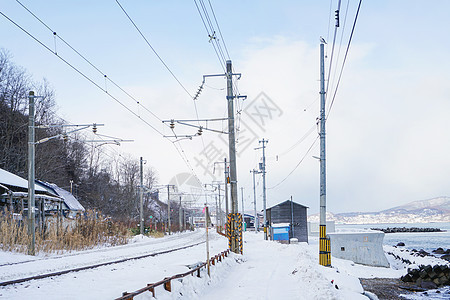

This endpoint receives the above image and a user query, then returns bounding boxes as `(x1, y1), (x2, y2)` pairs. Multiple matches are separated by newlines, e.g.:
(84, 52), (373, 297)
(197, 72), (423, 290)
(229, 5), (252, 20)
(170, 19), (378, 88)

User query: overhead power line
(115, 0), (194, 100)
(1, 6), (206, 191)
(327, 0), (363, 118)
(268, 135), (319, 190)
(0, 10), (165, 136)
(114, 0), (209, 167)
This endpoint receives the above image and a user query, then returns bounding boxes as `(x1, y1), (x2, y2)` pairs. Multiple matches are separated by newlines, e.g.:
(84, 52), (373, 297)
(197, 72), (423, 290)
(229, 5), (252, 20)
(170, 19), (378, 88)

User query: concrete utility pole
(139, 157), (144, 235)
(166, 184), (175, 234)
(216, 182), (222, 229)
(319, 39), (330, 266)
(240, 187), (244, 215)
(256, 138), (268, 240)
(224, 158), (229, 217)
(179, 195), (183, 231)
(226, 60), (240, 253)
(215, 195), (218, 229)
(28, 91), (36, 256)
(205, 205), (210, 276)
(251, 169), (261, 233)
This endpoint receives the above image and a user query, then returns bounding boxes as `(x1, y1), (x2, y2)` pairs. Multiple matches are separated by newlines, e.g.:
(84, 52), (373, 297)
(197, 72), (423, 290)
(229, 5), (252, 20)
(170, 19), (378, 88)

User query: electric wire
(328, 0), (350, 109)
(325, 0), (341, 96)
(327, 0), (363, 118)
(207, 0), (230, 59)
(268, 135), (319, 190)
(199, 0), (227, 65)
(115, 0), (194, 100)
(0, 8), (205, 192)
(114, 0), (209, 173)
(14, 0), (164, 124)
(193, 0), (226, 72)
(0, 11), (165, 137)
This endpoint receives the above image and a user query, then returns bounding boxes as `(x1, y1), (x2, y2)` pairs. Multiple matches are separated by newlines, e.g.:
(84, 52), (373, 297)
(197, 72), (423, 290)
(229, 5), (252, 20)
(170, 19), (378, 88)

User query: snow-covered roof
(37, 181), (84, 211)
(266, 199), (309, 210)
(0, 168), (47, 193)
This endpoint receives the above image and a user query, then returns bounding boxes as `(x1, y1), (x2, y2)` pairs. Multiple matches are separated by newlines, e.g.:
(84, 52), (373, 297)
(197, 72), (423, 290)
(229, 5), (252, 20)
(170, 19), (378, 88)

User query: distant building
(0, 168), (62, 214)
(0, 168), (84, 218)
(37, 181), (85, 218)
(266, 199), (308, 243)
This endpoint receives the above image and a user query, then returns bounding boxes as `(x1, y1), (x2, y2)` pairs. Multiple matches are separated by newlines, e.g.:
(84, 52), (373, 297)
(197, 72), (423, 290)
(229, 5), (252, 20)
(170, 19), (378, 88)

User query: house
(36, 181), (85, 218)
(266, 199), (308, 243)
(0, 168), (62, 215)
(0, 168), (84, 219)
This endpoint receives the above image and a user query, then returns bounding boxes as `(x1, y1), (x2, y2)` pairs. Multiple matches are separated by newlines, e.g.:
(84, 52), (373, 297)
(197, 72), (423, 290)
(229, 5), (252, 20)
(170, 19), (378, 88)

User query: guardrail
(116, 249), (230, 300)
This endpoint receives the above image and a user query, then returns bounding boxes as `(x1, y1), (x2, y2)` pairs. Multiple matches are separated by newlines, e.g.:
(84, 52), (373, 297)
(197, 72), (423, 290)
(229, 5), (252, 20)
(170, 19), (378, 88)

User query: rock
(420, 281), (437, 289)
(397, 242), (405, 247)
(441, 254), (450, 261)
(419, 249), (429, 256)
(401, 274), (412, 282)
(433, 248), (445, 254)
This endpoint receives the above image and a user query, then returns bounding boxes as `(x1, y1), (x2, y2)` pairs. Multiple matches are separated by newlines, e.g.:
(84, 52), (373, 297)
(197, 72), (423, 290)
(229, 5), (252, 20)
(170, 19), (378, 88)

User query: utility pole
(205, 205), (210, 276)
(215, 195), (218, 229)
(240, 187), (244, 215)
(179, 195), (183, 232)
(255, 138), (268, 240)
(251, 169), (261, 233)
(226, 60), (240, 254)
(166, 184), (175, 234)
(224, 158), (229, 217)
(216, 182), (222, 230)
(319, 39), (330, 266)
(28, 91), (36, 256)
(139, 157), (144, 235)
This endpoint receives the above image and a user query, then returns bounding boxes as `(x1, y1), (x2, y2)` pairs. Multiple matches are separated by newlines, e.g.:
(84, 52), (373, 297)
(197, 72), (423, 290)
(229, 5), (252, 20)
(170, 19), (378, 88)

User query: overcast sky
(1, 1), (450, 214)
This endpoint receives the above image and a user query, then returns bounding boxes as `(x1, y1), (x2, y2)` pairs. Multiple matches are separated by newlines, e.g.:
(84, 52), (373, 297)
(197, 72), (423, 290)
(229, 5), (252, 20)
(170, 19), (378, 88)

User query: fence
(116, 249), (230, 300)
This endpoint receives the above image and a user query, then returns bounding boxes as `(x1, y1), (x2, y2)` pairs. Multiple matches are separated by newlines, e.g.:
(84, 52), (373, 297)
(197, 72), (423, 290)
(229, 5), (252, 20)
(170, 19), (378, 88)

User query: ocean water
(336, 222), (450, 253)
(336, 222), (450, 299)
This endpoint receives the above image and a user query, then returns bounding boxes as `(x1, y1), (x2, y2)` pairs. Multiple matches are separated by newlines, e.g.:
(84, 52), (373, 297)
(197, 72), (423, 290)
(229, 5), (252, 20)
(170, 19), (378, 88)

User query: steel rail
(0, 240), (205, 287)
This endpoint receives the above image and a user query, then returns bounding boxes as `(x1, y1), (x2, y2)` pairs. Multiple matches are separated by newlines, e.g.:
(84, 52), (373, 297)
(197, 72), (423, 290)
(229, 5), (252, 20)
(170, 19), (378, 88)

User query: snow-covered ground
(0, 229), (448, 299)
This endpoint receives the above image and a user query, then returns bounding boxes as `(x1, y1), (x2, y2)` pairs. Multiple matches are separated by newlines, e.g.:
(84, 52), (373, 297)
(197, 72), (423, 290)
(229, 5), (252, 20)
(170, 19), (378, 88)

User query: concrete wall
(307, 221), (336, 236)
(327, 231), (390, 268)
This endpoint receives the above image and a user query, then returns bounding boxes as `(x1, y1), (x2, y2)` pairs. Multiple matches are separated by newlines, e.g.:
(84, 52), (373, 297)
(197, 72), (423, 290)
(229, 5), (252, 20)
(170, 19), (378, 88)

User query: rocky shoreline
(371, 227), (444, 233)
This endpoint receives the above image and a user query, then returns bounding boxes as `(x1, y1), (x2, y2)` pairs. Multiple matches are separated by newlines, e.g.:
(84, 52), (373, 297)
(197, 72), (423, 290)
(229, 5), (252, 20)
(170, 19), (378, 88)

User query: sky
(1, 0), (450, 214)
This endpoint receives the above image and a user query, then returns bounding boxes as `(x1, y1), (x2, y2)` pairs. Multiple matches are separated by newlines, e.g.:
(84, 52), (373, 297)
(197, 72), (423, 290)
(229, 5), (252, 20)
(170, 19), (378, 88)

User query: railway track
(0, 229), (204, 268)
(0, 233), (205, 287)
(0, 239), (205, 287)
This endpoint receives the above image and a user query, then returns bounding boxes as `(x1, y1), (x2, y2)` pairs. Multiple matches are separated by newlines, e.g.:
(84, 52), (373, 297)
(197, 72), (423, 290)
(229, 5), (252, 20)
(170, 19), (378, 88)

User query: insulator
(170, 120), (175, 129)
(93, 124), (97, 134)
(198, 127), (203, 136)
(63, 135), (68, 142)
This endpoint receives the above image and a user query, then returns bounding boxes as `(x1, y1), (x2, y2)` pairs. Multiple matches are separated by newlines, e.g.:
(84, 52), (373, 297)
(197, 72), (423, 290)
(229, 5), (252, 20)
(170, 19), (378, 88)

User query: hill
(308, 197), (450, 224)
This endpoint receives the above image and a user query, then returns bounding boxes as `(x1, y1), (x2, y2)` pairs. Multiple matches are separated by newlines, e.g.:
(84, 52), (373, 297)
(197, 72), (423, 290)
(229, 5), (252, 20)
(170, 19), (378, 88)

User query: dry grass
(0, 209), (130, 255)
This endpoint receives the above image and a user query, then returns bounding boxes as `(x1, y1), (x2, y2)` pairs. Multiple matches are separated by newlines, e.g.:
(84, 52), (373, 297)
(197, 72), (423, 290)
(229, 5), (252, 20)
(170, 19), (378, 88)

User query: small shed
(267, 199), (308, 243)
(37, 181), (85, 218)
(0, 168), (62, 213)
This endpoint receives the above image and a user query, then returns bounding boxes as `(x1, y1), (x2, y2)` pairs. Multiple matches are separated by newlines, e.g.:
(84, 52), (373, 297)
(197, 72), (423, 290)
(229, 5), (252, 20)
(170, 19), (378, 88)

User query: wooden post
(164, 279), (171, 292)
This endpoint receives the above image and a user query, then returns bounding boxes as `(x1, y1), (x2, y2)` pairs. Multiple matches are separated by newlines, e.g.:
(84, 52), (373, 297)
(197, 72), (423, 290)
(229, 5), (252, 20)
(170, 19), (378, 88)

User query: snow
(49, 184), (84, 211)
(0, 168), (47, 192)
(1, 229), (448, 299)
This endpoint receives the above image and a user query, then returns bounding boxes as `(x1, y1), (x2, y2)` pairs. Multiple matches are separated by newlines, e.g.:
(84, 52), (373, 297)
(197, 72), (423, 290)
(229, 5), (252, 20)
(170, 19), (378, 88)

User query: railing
(116, 249), (230, 300)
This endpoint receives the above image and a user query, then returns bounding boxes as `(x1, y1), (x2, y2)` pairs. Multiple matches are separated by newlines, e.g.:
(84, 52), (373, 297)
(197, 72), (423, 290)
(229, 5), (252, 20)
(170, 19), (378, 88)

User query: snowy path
(200, 232), (367, 300)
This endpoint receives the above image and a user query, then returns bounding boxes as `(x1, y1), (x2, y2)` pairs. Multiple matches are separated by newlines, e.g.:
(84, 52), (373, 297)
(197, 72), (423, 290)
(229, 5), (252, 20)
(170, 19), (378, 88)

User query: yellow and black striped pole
(318, 40), (331, 267)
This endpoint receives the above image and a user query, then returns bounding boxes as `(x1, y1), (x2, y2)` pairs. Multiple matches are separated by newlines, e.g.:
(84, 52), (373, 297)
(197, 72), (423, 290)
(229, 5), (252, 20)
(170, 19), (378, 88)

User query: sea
(335, 222), (450, 253)
(336, 222), (450, 299)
